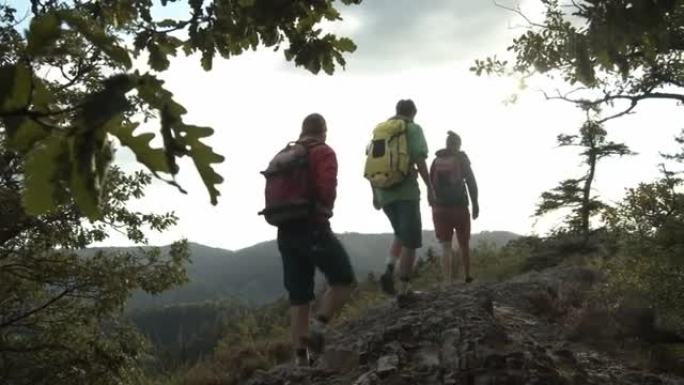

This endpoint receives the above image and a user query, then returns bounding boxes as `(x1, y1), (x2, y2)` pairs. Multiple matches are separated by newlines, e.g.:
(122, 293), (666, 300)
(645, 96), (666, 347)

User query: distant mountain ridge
(123, 230), (520, 309)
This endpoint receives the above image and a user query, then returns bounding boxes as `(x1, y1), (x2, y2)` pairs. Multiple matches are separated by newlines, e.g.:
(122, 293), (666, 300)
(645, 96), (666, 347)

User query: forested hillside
(120, 231), (519, 309)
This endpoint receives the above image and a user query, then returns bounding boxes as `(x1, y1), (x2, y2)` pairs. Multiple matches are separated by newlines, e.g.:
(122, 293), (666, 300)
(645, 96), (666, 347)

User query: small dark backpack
(258, 141), (319, 226)
(430, 153), (466, 206)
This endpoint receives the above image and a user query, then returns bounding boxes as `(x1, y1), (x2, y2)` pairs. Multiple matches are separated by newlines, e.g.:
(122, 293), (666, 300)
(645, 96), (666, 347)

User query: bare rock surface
(245, 266), (684, 385)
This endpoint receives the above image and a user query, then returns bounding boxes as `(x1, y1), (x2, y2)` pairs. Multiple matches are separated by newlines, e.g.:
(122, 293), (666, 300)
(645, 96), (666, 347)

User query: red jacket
(302, 139), (337, 222)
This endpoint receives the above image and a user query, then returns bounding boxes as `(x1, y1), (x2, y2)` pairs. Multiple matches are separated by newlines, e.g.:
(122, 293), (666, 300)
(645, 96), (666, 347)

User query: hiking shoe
(294, 349), (311, 367)
(306, 319), (327, 355)
(396, 290), (419, 308)
(380, 270), (396, 295)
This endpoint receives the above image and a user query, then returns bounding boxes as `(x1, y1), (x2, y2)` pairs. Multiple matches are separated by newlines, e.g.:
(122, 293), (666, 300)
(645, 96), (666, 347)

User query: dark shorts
(277, 224), (355, 305)
(382, 200), (422, 249)
(432, 206), (471, 249)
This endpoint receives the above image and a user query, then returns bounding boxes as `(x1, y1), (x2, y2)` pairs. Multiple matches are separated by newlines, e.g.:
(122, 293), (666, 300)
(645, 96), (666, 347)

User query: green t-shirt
(374, 120), (428, 206)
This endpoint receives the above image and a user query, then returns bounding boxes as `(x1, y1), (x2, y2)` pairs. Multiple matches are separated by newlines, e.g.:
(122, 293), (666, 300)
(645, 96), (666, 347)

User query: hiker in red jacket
(271, 113), (355, 366)
(429, 131), (479, 285)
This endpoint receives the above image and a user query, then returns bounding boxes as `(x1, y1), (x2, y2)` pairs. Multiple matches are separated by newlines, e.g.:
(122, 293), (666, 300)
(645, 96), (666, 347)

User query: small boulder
(321, 348), (358, 373)
(414, 346), (441, 370)
(377, 354), (399, 375)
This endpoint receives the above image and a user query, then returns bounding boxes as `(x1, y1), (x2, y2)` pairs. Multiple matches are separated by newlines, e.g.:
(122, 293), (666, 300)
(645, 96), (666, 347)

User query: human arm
(416, 157), (435, 206)
(462, 153), (479, 219)
(410, 124), (434, 205)
(370, 182), (381, 210)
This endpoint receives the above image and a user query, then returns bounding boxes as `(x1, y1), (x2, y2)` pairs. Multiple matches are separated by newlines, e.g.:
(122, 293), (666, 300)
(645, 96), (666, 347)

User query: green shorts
(382, 200), (422, 249)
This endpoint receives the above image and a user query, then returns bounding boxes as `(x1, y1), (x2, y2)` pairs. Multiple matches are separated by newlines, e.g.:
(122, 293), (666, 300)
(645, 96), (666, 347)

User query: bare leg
(290, 304), (311, 350)
(397, 246), (417, 294)
(440, 241), (453, 286)
(461, 244), (471, 281)
(454, 224), (472, 282)
(389, 237), (401, 266)
(451, 236), (460, 278)
(380, 238), (402, 295)
(317, 285), (353, 320)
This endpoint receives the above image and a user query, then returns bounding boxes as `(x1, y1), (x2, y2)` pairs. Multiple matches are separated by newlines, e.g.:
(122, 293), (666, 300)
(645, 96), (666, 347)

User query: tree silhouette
(536, 108), (634, 236)
(474, 0), (683, 123)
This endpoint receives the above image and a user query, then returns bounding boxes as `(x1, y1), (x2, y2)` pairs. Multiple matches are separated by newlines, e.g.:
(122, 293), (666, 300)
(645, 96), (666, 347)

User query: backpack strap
(388, 114), (413, 123)
(294, 139), (326, 214)
(296, 139), (324, 150)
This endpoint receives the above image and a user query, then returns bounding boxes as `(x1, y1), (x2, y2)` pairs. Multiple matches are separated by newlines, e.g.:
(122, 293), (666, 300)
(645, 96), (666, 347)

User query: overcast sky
(8, 0), (684, 251)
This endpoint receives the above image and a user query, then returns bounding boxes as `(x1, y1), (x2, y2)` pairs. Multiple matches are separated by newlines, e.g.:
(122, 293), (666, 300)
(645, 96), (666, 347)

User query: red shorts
(432, 206), (471, 248)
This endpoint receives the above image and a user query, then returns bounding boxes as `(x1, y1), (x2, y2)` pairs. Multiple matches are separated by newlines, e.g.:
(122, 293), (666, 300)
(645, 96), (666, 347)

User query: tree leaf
(107, 46), (133, 69)
(7, 118), (49, 152)
(68, 134), (100, 219)
(148, 43), (171, 71)
(110, 122), (171, 173)
(335, 37), (356, 52)
(22, 134), (67, 215)
(32, 77), (55, 112)
(0, 64), (32, 112)
(26, 13), (61, 55)
(68, 112), (120, 219)
(157, 19), (178, 28)
(61, 12), (132, 69)
(178, 124), (225, 205)
(77, 74), (134, 129)
(200, 49), (214, 71)
(322, 54), (335, 75)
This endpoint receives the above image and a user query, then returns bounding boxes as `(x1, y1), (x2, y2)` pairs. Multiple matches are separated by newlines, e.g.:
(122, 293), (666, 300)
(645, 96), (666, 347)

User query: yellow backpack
(364, 119), (410, 188)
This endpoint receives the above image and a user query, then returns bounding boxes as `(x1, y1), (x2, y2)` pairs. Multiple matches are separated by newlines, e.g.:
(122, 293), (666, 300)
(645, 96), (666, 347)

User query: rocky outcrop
(245, 266), (684, 385)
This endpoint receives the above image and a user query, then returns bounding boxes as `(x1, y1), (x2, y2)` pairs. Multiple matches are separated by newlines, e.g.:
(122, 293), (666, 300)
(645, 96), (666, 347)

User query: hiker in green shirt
(372, 99), (434, 306)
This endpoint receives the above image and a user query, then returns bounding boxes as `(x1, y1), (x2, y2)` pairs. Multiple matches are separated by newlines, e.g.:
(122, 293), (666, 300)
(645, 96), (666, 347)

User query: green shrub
(411, 240), (529, 287)
(602, 173), (684, 335)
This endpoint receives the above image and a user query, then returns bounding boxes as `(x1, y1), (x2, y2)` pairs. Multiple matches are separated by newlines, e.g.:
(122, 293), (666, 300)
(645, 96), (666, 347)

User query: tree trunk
(581, 150), (597, 240)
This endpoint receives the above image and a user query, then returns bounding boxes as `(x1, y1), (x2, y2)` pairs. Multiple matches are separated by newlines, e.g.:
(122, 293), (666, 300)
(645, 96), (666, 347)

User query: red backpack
(430, 153), (466, 206)
(258, 141), (320, 226)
